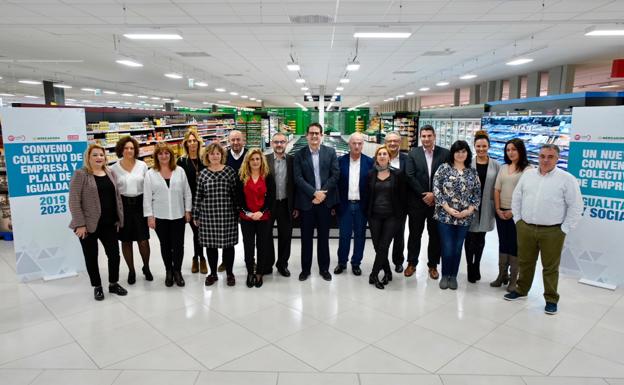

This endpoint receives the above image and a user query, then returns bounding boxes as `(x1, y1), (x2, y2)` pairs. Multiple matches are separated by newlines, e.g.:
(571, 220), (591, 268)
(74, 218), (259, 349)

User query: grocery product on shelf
(482, 113), (572, 170)
(419, 118), (482, 149)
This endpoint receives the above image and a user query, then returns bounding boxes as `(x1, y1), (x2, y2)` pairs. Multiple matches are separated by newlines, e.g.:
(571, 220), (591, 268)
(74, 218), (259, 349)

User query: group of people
(68, 122), (583, 315)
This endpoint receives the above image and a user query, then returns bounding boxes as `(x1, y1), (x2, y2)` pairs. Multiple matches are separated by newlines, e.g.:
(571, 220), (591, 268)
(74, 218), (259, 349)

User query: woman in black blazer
(367, 145), (406, 289)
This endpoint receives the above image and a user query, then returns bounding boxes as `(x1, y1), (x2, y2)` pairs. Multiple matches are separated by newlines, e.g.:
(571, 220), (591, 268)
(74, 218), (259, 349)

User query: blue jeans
(337, 202), (367, 267)
(437, 221), (469, 278)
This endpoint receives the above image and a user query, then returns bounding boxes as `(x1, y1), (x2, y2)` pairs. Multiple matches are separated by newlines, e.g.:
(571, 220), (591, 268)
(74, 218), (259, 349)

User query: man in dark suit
(385, 131), (409, 273)
(405, 125), (450, 280)
(267, 132), (297, 277)
(293, 123), (340, 282)
(335, 132), (373, 276)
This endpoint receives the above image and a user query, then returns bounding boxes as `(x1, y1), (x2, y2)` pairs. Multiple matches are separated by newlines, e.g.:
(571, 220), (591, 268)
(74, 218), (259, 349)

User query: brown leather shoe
(428, 267), (439, 280)
(191, 259), (199, 274)
(199, 258), (208, 274)
(404, 264), (416, 277)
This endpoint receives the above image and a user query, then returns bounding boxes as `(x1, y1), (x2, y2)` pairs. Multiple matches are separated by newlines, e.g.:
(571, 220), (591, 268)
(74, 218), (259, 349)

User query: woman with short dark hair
(492, 138), (531, 291)
(111, 136), (151, 284)
(433, 140), (481, 290)
(144, 143), (192, 287)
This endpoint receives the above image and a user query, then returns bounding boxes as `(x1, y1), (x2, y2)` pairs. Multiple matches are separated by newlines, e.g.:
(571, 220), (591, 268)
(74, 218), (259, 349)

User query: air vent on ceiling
(223, 73), (243, 77)
(176, 51), (211, 58)
(289, 14), (334, 24)
(393, 71), (417, 75)
(422, 49), (455, 56)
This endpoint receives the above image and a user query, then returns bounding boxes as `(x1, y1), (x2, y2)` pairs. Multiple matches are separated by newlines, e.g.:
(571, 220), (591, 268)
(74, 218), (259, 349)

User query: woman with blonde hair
(177, 128), (207, 274)
(193, 141), (239, 286)
(237, 148), (275, 288)
(144, 143), (192, 287)
(69, 144), (127, 301)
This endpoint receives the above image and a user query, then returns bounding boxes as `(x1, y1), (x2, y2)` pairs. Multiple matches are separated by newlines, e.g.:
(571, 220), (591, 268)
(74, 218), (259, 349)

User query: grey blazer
(267, 152), (295, 213)
(68, 168), (124, 233)
(469, 158), (500, 232)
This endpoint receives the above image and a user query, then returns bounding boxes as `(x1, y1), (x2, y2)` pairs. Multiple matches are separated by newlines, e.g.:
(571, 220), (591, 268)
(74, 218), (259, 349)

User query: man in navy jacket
(335, 133), (373, 276)
(293, 123), (340, 282)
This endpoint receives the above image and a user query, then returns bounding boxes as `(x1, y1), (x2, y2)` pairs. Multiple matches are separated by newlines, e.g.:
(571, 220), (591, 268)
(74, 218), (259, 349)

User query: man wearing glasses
(293, 123), (340, 282)
(267, 132), (298, 277)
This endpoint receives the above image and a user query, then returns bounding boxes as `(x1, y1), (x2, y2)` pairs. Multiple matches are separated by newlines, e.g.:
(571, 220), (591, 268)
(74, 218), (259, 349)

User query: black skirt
(118, 195), (150, 242)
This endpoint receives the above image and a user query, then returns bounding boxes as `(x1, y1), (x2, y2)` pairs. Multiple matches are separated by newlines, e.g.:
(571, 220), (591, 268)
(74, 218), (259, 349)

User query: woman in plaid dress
(193, 142), (239, 286)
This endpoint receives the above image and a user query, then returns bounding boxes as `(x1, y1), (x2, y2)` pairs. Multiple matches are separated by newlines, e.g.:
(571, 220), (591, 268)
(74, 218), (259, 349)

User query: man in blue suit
(293, 123), (340, 282)
(385, 131), (410, 273)
(335, 133), (373, 276)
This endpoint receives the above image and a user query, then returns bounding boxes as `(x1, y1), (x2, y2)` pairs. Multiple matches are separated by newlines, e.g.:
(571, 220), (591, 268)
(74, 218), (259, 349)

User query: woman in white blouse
(144, 143), (192, 287)
(111, 136), (151, 285)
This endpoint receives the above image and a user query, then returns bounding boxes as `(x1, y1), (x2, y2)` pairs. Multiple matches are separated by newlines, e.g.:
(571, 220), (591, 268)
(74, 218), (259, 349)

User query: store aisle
(0, 228), (623, 385)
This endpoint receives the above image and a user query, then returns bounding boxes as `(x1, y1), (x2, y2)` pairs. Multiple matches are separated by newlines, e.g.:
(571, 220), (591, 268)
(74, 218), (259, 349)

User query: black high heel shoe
(255, 275), (263, 288)
(127, 270), (136, 285)
(246, 274), (256, 288)
(142, 266), (153, 281)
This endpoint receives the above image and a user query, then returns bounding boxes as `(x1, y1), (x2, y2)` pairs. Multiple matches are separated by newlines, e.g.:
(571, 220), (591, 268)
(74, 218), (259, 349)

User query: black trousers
(154, 217), (186, 272)
(407, 205), (441, 267)
(241, 219), (273, 274)
(391, 213), (407, 266)
(271, 199), (293, 269)
(189, 220), (204, 260)
(206, 246), (235, 275)
(369, 214), (399, 276)
(464, 231), (486, 268)
(79, 222), (120, 287)
(300, 204), (331, 274)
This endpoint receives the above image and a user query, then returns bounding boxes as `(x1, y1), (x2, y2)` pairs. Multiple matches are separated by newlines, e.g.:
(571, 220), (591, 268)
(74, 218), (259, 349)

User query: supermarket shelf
(89, 127), (155, 134)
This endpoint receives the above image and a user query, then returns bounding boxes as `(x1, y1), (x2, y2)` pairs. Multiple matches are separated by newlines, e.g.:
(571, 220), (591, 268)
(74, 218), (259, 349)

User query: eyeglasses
(308, 132), (321, 136)
(272, 140), (286, 144)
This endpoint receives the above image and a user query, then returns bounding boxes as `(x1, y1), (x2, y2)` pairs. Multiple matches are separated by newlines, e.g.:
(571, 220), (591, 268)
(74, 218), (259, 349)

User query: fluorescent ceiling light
(304, 92), (311, 96)
(19, 80), (42, 85)
(162, 98), (172, 101)
(241, 95), (248, 99)
(406, 91), (415, 95)
(106, 101), (119, 103)
(164, 73), (183, 79)
(0, 93), (15, 96)
(346, 62), (360, 71)
(249, 97), (256, 100)
(436, 81), (450, 86)
(150, 96), (160, 100)
(396, 95), (404, 98)
(66, 98), (76, 101)
(103, 90), (117, 94)
(202, 101), (210, 105)
(599, 84), (620, 89)
(137, 95), (148, 99)
(459, 74), (478, 80)
(122, 93), (134, 97)
(24, 95), (39, 98)
(348, 101), (369, 111)
(287, 63), (300, 71)
(419, 87), (430, 91)
(336, 86), (344, 91)
(294, 102), (308, 111)
(81, 87), (96, 92)
(256, 99), (262, 102)
(81, 99), (91, 102)
(229, 92), (238, 95)
(172, 99), (179, 103)
(123, 33), (183, 40)
(116, 59), (143, 67)
(301, 87), (309, 91)
(354, 32), (411, 39)
(217, 100), (230, 103)
(195, 81), (208, 87)
(124, 102), (132, 105)
(506, 58), (533, 66)
(215, 88), (226, 92)
(339, 78), (350, 84)
(585, 27), (624, 36)
(295, 78), (306, 83)
(334, 92), (340, 96)
(54, 84), (72, 89)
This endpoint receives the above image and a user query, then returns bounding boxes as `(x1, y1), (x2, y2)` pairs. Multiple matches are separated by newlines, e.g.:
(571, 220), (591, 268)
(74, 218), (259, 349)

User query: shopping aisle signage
(565, 106), (624, 286)
(0, 107), (87, 281)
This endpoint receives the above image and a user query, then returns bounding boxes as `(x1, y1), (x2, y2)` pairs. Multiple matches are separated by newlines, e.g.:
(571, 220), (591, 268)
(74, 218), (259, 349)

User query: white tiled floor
(0, 226), (623, 385)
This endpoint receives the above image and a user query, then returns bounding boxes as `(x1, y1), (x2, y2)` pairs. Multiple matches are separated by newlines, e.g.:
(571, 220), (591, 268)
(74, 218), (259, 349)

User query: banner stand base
(578, 278), (617, 291)
(43, 271), (78, 281)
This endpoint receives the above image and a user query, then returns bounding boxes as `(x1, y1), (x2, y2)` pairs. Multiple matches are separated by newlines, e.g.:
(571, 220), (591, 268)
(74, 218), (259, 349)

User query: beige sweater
(68, 168), (124, 232)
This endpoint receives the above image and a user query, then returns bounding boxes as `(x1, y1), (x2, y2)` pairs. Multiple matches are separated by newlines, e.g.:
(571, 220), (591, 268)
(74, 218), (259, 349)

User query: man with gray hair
(225, 129), (248, 173)
(384, 131), (409, 273)
(504, 144), (583, 315)
(335, 132), (373, 276)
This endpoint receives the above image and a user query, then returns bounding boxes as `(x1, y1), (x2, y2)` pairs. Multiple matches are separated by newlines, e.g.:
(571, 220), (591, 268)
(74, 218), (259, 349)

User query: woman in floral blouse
(433, 140), (481, 290)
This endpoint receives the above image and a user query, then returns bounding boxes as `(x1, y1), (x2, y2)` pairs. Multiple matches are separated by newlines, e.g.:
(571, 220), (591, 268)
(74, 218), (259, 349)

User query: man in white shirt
(335, 133), (373, 276)
(504, 144), (583, 315)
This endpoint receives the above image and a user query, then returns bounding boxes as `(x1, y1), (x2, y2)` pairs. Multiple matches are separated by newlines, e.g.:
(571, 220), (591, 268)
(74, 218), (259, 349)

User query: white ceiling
(0, 0), (623, 110)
